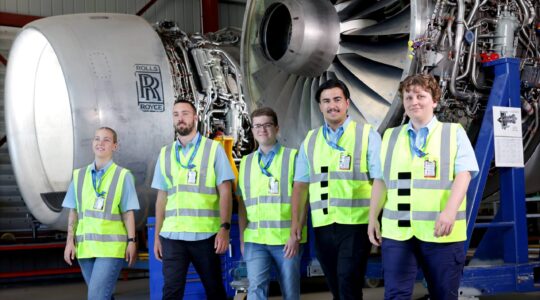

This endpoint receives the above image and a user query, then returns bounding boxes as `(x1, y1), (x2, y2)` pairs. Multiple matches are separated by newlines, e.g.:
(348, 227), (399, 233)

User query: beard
(175, 121), (195, 136)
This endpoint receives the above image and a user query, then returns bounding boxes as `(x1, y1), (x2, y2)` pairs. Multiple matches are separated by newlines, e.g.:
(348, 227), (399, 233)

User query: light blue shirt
(151, 132), (235, 241)
(62, 160), (140, 212)
(236, 142), (286, 196)
(294, 117), (383, 182)
(406, 116), (479, 178)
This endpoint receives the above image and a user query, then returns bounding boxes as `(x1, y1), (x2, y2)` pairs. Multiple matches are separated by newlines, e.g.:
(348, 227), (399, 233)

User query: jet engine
(4, 14), (248, 230)
(241, 0), (540, 194)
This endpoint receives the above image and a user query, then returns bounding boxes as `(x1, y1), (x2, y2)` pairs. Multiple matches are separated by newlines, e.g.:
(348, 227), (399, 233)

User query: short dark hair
(174, 100), (197, 114)
(315, 79), (351, 103)
(251, 107), (278, 126)
(97, 126), (117, 143)
(399, 74), (442, 103)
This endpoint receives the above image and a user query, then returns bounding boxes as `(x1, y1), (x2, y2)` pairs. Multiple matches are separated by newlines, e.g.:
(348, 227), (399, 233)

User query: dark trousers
(160, 235), (227, 300)
(314, 223), (372, 300)
(382, 237), (466, 300)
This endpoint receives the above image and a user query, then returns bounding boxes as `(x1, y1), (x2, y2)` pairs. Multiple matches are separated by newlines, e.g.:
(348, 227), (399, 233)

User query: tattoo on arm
(67, 209), (77, 241)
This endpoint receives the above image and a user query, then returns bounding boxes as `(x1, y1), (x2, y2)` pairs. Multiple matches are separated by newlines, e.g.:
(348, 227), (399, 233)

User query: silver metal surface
(241, 0), (540, 194)
(5, 14), (176, 229)
(242, 0), (417, 147)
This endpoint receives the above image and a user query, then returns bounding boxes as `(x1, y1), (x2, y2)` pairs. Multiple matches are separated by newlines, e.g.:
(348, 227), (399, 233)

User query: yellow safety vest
(239, 146), (307, 245)
(380, 122), (466, 242)
(159, 136), (221, 234)
(74, 163), (129, 258)
(303, 121), (372, 227)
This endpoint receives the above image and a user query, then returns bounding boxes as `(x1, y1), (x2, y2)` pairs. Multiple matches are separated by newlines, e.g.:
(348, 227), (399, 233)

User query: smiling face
(403, 85), (437, 127)
(173, 102), (197, 137)
(318, 87), (350, 128)
(251, 115), (279, 147)
(92, 128), (117, 160)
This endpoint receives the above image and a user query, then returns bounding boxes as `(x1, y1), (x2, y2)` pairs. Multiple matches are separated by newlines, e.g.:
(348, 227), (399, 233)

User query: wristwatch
(220, 222), (231, 230)
(127, 237), (137, 243)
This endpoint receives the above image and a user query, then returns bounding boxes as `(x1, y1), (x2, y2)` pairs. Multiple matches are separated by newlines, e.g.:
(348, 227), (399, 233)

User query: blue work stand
(462, 58), (540, 295)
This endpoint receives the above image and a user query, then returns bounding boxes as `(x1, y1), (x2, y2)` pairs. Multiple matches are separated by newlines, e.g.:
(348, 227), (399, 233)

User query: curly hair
(398, 74), (441, 103)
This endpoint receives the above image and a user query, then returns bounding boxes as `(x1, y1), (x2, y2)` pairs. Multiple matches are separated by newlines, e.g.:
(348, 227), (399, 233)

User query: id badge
(187, 170), (197, 184)
(339, 152), (351, 170)
(424, 159), (436, 178)
(269, 177), (279, 194)
(93, 196), (105, 210)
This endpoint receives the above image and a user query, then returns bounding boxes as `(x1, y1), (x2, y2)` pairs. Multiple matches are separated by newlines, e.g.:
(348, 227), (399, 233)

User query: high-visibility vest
(74, 163), (129, 258)
(160, 137), (221, 234)
(239, 146), (307, 245)
(303, 121), (372, 227)
(380, 122), (466, 242)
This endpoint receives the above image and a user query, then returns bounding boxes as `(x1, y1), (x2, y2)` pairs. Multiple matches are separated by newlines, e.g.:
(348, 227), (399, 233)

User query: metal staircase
(0, 26), (31, 237)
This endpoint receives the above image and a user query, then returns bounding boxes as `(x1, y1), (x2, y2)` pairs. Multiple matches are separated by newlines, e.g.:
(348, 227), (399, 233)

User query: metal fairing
(241, 0), (540, 194)
(5, 14), (176, 229)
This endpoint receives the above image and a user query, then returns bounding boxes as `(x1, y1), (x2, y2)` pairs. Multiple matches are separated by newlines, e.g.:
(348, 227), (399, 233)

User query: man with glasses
(237, 107), (306, 300)
(291, 79), (383, 299)
(151, 100), (234, 299)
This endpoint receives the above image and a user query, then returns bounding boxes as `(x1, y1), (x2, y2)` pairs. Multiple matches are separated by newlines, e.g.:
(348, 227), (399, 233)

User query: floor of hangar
(1, 277), (540, 300)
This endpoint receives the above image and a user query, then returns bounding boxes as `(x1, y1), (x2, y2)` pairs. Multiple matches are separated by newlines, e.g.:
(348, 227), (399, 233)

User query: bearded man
(152, 100), (234, 299)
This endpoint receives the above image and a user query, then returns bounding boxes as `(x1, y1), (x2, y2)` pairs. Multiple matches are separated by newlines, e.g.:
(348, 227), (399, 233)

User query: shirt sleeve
(214, 144), (236, 185)
(119, 172), (141, 212)
(61, 180), (76, 209)
(151, 156), (169, 191)
(293, 143), (310, 183)
(366, 128), (383, 179)
(455, 126), (479, 178)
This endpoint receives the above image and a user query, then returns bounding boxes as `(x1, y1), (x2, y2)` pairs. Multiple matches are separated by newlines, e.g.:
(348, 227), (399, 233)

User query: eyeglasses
(252, 123), (275, 130)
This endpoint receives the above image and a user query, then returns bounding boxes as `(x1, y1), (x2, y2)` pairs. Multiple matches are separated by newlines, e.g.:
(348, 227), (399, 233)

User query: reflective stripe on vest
(243, 148), (292, 206)
(382, 209), (466, 221)
(164, 209), (220, 217)
(311, 198), (371, 210)
(305, 121), (372, 227)
(381, 122), (466, 243)
(161, 137), (220, 234)
(76, 233), (126, 243)
(307, 126), (370, 183)
(74, 163), (128, 259)
(247, 220), (292, 230)
(76, 165), (123, 222)
(383, 124), (453, 190)
(240, 147), (306, 245)
(164, 138), (217, 196)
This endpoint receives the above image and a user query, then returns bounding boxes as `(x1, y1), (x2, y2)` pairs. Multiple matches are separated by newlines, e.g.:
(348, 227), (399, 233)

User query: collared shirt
(294, 117), (383, 182)
(151, 132), (235, 241)
(62, 160), (140, 212)
(236, 142), (284, 196)
(407, 116), (479, 178)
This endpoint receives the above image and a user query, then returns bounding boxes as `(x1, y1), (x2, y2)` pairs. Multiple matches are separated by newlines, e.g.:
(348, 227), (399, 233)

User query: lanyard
(322, 125), (345, 151)
(176, 134), (202, 169)
(258, 151), (276, 177)
(408, 129), (428, 158)
(92, 169), (106, 198)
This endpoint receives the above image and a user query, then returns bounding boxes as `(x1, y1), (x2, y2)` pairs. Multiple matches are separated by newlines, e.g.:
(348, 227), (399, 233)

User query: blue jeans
(244, 242), (303, 300)
(382, 237), (466, 300)
(78, 257), (125, 300)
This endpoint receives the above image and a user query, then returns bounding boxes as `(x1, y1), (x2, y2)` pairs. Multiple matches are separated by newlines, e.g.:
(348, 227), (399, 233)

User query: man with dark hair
(250, 106), (279, 126)
(237, 107), (306, 299)
(291, 79), (383, 299)
(152, 100), (234, 299)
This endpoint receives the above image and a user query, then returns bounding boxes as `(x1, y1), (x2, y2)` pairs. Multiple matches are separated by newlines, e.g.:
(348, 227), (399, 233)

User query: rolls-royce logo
(135, 64), (164, 112)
